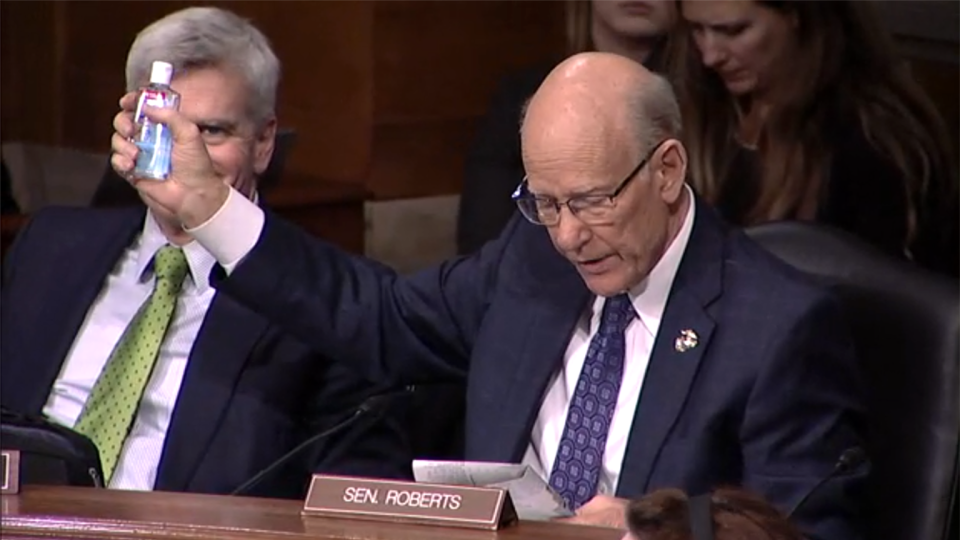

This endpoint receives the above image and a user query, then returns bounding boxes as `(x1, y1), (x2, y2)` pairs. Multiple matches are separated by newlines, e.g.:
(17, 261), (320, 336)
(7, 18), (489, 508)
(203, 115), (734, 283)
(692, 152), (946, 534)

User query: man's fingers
(110, 152), (136, 180)
(111, 132), (138, 159)
(111, 130), (139, 180)
(119, 91), (139, 111)
(113, 110), (136, 140)
(141, 105), (201, 144)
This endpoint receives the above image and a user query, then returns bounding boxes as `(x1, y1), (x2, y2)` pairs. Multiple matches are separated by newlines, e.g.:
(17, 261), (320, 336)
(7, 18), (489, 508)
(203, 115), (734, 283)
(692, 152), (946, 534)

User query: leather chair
(746, 221), (959, 540)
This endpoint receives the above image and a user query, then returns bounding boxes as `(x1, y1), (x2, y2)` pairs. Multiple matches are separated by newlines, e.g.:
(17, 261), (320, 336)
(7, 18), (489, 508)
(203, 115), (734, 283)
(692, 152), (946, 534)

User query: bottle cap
(149, 61), (174, 85)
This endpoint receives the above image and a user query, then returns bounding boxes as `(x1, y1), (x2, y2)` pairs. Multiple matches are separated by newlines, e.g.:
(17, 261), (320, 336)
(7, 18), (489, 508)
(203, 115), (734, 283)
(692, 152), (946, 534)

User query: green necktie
(74, 245), (189, 482)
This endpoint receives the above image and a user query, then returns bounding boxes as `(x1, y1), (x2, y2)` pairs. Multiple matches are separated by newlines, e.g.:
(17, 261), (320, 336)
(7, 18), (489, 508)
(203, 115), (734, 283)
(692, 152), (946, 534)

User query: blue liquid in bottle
(133, 61), (181, 180)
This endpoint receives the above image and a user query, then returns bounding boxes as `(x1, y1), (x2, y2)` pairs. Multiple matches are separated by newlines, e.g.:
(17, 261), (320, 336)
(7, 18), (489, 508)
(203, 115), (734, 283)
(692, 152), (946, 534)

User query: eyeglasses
(512, 141), (665, 226)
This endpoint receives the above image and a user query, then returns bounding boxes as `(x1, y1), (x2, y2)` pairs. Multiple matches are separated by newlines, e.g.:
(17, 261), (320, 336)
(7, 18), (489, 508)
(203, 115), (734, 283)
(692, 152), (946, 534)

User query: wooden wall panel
(0, 1), (62, 145)
(369, 0), (566, 200)
(0, 0), (567, 204)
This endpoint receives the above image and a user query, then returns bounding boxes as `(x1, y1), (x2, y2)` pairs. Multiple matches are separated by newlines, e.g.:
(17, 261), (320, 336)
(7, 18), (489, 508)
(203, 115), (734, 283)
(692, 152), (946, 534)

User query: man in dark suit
(110, 53), (867, 539)
(0, 6), (411, 498)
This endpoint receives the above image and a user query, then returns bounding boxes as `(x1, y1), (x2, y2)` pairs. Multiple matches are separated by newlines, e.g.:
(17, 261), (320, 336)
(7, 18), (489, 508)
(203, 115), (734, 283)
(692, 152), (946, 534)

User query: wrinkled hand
(555, 495), (629, 529)
(110, 92), (227, 228)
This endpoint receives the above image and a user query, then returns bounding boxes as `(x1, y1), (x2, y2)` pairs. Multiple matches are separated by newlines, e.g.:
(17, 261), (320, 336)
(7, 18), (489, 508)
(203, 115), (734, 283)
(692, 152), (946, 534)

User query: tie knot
(153, 246), (189, 287)
(599, 293), (635, 334)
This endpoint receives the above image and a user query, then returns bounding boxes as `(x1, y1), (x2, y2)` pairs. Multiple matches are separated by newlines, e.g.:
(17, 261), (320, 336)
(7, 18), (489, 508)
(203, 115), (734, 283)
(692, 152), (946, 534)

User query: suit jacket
(214, 196), (868, 540)
(0, 206), (413, 499)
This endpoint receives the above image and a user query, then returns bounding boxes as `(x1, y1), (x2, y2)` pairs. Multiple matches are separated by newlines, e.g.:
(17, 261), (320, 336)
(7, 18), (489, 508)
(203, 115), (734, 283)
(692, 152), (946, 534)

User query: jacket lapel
(25, 208), (144, 413)
(616, 200), (726, 497)
(154, 293), (270, 492)
(492, 224), (591, 463)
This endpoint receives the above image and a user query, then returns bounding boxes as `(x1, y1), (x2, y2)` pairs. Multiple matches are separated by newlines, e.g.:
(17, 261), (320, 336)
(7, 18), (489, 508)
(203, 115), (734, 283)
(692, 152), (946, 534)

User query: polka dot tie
(74, 246), (188, 483)
(548, 293), (635, 511)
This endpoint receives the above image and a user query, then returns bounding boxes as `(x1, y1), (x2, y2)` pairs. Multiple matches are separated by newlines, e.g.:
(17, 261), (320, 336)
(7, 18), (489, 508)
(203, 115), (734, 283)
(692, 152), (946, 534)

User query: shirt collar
(134, 210), (218, 294)
(589, 184), (697, 338)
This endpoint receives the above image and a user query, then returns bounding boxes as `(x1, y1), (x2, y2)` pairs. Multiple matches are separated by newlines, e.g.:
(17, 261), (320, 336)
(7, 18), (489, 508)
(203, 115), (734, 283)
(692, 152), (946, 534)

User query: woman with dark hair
(667, 0), (957, 276)
(456, 1), (676, 255)
(624, 488), (806, 540)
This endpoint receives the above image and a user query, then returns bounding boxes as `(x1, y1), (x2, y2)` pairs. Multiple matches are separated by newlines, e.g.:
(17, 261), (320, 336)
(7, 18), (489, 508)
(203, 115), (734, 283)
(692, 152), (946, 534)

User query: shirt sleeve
(185, 187), (264, 274)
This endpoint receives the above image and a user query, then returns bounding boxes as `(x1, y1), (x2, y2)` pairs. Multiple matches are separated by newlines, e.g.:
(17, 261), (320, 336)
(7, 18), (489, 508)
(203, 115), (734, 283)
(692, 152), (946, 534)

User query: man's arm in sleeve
(188, 186), (513, 388)
(741, 292), (869, 540)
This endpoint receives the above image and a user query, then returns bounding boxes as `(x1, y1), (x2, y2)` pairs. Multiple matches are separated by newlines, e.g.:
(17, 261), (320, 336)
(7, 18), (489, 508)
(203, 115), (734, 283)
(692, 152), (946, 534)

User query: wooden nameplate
(1, 450), (20, 494)
(302, 474), (517, 530)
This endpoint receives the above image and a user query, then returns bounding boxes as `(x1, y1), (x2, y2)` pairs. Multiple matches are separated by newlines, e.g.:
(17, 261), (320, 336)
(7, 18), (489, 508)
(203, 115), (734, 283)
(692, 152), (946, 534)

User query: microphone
(229, 387), (413, 496)
(787, 446), (867, 518)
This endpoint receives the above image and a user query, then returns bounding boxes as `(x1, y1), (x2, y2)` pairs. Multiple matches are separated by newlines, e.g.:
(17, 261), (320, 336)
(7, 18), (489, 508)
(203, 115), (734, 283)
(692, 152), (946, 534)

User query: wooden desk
(1, 486), (622, 540)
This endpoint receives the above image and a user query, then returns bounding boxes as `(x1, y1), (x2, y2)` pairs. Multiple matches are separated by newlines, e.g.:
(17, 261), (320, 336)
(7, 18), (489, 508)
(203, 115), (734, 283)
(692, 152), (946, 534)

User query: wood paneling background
(2, 0), (954, 262)
(0, 0), (566, 201)
(370, 1), (564, 199)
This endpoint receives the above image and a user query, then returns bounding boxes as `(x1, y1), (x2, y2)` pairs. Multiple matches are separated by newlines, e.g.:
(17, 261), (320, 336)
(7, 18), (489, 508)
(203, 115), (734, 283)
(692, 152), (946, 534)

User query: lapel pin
(675, 329), (699, 353)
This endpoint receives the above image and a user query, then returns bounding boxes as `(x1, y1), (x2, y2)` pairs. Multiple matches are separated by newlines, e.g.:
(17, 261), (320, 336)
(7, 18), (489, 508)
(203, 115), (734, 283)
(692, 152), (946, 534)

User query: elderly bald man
(110, 53), (867, 539)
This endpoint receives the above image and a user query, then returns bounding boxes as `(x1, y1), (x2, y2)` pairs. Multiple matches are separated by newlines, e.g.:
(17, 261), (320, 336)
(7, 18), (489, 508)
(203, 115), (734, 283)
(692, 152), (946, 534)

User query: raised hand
(110, 92), (229, 228)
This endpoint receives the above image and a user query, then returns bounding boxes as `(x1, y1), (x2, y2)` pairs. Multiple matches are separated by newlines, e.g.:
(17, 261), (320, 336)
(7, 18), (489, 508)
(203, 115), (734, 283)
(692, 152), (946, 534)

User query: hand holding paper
(412, 460), (574, 521)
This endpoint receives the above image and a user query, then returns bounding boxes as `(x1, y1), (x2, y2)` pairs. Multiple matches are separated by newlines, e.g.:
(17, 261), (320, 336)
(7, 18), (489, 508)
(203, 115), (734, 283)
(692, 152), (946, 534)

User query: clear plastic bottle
(133, 61), (180, 180)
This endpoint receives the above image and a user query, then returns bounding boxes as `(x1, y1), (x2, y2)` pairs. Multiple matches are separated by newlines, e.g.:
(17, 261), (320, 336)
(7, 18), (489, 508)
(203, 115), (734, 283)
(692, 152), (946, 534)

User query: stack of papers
(412, 460), (573, 521)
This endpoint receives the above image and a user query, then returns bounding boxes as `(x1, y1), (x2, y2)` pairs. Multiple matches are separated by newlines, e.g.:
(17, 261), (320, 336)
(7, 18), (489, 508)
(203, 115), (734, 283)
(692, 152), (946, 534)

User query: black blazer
(0, 206), (414, 498)
(213, 196), (868, 540)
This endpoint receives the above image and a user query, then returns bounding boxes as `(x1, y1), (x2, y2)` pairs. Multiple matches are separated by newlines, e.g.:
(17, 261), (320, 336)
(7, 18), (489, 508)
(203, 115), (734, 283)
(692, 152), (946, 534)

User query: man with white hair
(110, 52), (867, 539)
(0, 6), (412, 498)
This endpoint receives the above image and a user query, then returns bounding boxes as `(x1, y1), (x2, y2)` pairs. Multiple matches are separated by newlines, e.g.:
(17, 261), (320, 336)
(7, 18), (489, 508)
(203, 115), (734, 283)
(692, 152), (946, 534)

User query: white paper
(412, 460), (573, 521)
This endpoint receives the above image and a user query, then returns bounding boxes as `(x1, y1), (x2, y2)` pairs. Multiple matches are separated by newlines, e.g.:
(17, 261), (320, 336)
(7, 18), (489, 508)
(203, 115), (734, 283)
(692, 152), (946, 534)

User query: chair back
(746, 221), (959, 540)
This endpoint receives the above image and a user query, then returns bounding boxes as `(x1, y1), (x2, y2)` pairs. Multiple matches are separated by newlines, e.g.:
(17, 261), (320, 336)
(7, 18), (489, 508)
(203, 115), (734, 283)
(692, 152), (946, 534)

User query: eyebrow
(529, 183), (615, 200)
(195, 119), (239, 131)
(692, 19), (748, 32)
(568, 185), (614, 197)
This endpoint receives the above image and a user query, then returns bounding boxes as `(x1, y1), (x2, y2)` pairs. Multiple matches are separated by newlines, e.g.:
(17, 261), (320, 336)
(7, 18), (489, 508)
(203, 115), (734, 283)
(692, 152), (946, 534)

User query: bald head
(517, 52), (689, 297)
(521, 52), (680, 160)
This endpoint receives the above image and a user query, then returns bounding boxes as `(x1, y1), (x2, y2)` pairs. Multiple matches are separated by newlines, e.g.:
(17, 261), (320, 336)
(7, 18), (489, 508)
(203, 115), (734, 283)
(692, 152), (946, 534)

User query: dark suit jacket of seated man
(210, 193), (867, 534)
(111, 53), (868, 539)
(0, 204), (414, 498)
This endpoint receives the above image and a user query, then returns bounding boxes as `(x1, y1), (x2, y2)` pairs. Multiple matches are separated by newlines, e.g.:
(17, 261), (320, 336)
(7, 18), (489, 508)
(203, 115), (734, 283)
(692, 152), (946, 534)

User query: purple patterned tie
(549, 293), (635, 510)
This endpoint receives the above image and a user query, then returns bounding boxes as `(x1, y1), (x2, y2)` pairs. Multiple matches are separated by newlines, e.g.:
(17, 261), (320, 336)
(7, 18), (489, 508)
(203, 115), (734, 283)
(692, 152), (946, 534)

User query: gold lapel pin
(675, 329), (699, 353)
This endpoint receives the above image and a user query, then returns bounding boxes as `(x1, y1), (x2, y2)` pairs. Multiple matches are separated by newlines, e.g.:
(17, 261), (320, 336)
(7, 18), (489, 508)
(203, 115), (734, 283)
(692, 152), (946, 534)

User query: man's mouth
(577, 255), (615, 274)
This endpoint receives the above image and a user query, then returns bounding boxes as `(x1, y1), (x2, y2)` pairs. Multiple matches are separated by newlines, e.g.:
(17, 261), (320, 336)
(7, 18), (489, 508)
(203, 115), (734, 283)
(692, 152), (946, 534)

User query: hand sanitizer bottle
(133, 61), (180, 180)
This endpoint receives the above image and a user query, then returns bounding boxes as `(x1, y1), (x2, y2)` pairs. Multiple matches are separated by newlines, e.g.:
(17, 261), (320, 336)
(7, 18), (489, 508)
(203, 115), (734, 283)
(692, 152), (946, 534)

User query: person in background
(623, 487), (806, 540)
(667, 0), (958, 277)
(456, 0), (677, 255)
(1, 6), (411, 499)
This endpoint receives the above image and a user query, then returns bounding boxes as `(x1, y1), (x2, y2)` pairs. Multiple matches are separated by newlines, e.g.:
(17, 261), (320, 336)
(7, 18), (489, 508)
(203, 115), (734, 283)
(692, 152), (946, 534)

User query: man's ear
(657, 139), (687, 204)
(253, 117), (278, 175)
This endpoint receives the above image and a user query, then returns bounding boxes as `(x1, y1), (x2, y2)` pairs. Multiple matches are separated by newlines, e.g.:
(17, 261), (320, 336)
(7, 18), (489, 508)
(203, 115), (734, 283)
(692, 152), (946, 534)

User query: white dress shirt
(44, 212), (217, 490)
(189, 185), (695, 495)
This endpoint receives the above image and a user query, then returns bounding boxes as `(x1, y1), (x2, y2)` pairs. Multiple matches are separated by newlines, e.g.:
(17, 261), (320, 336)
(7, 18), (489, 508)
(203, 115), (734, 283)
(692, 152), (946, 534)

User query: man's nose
(552, 207), (590, 252)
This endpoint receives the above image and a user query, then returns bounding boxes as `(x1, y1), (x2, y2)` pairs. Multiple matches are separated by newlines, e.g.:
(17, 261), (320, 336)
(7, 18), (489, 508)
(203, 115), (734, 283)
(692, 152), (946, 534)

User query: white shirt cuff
(186, 187), (264, 274)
